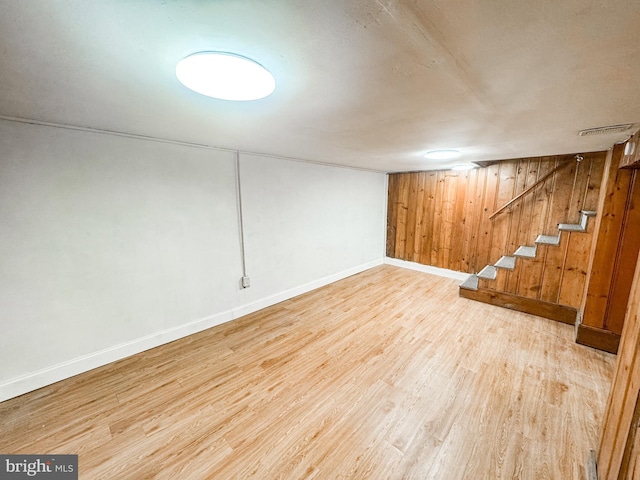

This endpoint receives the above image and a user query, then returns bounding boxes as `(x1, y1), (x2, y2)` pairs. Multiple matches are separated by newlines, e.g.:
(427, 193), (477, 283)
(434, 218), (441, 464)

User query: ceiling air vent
(578, 124), (633, 136)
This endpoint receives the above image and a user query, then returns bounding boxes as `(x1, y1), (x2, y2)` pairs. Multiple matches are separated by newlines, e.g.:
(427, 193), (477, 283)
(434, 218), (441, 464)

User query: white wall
(238, 153), (385, 307)
(0, 119), (386, 401)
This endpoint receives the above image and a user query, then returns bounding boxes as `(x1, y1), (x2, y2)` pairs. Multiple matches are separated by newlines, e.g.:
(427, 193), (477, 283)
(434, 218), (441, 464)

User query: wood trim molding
(459, 287), (578, 325)
(576, 323), (621, 354)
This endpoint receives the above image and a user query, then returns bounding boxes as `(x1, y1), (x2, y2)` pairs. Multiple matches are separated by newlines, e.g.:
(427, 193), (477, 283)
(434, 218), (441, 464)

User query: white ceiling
(1, 0), (639, 172)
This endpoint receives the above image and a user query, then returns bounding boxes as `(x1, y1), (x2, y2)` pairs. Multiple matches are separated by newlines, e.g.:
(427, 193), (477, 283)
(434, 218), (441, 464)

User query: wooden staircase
(459, 210), (597, 310)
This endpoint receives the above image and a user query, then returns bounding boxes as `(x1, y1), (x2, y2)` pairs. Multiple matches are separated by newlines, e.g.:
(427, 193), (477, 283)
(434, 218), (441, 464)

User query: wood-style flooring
(0, 265), (615, 479)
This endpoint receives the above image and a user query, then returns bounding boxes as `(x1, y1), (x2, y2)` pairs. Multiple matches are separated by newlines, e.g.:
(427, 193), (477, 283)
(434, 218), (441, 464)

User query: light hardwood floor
(0, 265), (615, 479)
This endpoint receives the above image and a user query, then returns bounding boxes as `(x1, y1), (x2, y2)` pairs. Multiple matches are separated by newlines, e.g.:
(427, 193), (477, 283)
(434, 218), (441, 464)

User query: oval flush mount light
(424, 149), (461, 160)
(176, 52), (276, 101)
(451, 163), (478, 171)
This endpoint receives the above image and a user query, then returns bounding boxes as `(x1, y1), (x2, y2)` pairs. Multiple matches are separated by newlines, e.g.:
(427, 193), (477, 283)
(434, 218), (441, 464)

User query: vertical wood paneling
(539, 158), (578, 304)
(387, 152), (607, 310)
(411, 173), (426, 263)
(430, 172), (446, 266)
(461, 169), (480, 272)
(582, 145), (639, 334)
(419, 172), (437, 265)
(516, 158), (552, 299)
(394, 173), (410, 259)
(557, 159), (596, 306)
(405, 174), (419, 263)
(539, 233), (569, 304)
(584, 152), (605, 209)
(452, 172), (469, 272)
(476, 166), (499, 272)
(440, 172), (457, 268)
(606, 172), (640, 334)
(598, 255), (640, 479)
(468, 167), (487, 272)
(506, 158), (536, 292)
(491, 163), (518, 291)
(558, 227), (593, 308)
(534, 157), (561, 300)
(386, 174), (398, 257)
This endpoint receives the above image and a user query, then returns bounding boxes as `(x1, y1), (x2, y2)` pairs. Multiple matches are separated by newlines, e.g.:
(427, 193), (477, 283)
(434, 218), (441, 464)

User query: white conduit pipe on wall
(235, 151), (249, 287)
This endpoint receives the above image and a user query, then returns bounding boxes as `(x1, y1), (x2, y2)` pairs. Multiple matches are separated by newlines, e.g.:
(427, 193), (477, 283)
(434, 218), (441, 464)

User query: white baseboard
(0, 258), (383, 403)
(384, 257), (468, 281)
(0, 311), (234, 403)
(232, 258), (383, 319)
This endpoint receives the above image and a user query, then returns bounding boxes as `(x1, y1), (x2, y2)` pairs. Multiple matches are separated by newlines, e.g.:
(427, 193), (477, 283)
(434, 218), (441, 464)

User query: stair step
(514, 245), (537, 258)
(478, 265), (497, 280)
(495, 255), (516, 269)
(463, 211), (596, 303)
(536, 234), (561, 246)
(558, 222), (586, 232)
(559, 210), (597, 232)
(460, 274), (479, 291)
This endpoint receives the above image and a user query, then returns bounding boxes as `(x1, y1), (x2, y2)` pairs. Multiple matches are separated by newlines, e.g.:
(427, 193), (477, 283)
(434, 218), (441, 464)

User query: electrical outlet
(241, 276), (250, 288)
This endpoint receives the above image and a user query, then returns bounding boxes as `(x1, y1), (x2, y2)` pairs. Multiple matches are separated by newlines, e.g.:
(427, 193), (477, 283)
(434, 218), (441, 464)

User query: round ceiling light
(176, 52), (276, 101)
(451, 163), (478, 171)
(424, 149), (462, 160)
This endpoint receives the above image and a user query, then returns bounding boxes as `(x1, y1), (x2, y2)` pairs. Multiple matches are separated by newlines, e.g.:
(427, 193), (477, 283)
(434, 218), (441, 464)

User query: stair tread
(495, 256), (516, 269)
(558, 223), (586, 232)
(514, 245), (537, 258)
(460, 274), (479, 291)
(478, 265), (497, 280)
(536, 234), (561, 246)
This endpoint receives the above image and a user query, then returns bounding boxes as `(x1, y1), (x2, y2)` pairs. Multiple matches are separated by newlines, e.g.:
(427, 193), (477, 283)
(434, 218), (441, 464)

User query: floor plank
(0, 265), (614, 479)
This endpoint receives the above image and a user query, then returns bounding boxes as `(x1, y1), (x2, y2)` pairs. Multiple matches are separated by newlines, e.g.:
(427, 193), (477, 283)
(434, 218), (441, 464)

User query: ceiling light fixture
(424, 149), (461, 160)
(451, 163), (478, 171)
(176, 52), (276, 101)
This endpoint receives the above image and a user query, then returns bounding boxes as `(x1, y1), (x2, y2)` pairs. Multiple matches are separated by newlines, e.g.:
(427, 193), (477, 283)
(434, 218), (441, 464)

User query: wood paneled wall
(387, 152), (607, 309)
(597, 253), (640, 479)
(581, 144), (640, 337)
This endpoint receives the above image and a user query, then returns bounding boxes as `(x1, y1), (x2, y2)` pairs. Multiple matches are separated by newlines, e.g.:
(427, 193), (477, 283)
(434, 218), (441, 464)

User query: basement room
(1, 1), (640, 478)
